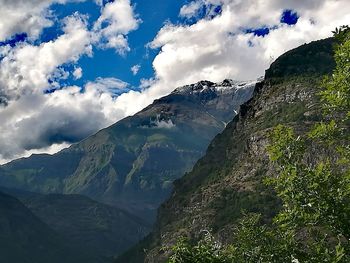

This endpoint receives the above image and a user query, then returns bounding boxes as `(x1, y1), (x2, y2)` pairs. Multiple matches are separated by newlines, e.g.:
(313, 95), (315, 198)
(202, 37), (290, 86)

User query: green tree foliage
(167, 232), (226, 263)
(167, 27), (350, 263)
(167, 214), (294, 263)
(266, 124), (350, 262)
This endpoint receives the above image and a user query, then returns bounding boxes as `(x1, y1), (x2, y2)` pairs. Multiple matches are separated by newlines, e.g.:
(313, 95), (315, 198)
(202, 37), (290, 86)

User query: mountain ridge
(0, 79), (255, 222)
(115, 37), (336, 262)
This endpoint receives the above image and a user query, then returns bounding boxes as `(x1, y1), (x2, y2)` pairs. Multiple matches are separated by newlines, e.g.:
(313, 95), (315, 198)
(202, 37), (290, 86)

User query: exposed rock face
(115, 37), (335, 263)
(0, 79), (255, 223)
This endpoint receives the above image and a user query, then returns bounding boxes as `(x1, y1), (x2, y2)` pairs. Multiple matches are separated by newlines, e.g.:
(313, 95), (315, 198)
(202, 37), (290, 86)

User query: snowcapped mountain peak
(172, 79), (258, 96)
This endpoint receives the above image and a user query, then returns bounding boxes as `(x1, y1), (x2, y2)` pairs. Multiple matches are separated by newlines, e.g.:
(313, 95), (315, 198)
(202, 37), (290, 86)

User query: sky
(0, 0), (349, 163)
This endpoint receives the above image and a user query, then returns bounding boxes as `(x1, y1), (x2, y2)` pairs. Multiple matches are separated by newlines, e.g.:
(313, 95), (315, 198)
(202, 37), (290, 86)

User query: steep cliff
(116, 37), (335, 262)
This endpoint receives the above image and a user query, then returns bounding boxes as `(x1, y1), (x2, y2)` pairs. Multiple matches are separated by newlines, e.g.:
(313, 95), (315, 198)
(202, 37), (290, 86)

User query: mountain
(0, 191), (91, 263)
(0, 187), (150, 261)
(115, 37), (336, 262)
(0, 79), (255, 220)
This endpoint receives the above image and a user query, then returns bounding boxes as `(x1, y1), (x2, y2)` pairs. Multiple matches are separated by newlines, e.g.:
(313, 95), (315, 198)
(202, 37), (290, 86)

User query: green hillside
(0, 80), (254, 221)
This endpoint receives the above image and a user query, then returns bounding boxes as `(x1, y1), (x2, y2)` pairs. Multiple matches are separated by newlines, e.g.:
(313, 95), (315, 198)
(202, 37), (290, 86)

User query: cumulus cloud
(0, 0), (141, 162)
(179, 0), (223, 19)
(0, 77), (130, 163)
(93, 0), (141, 54)
(131, 64), (140, 75)
(0, 13), (92, 101)
(0, 0), (144, 162)
(0, 9), (96, 159)
(0, 0), (86, 42)
(179, 1), (203, 18)
(73, 67), (83, 79)
(0, 0), (52, 41)
(0, 0), (141, 54)
(149, 0), (350, 86)
(86, 77), (130, 95)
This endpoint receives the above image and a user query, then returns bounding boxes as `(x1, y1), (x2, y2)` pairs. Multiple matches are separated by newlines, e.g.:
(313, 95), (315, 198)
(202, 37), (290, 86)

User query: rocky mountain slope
(0, 187), (150, 262)
(115, 37), (336, 262)
(0, 80), (255, 220)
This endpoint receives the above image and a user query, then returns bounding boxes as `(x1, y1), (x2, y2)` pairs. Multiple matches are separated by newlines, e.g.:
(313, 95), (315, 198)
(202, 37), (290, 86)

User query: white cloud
(0, 11), (130, 160)
(93, 0), (141, 54)
(131, 64), (140, 75)
(179, 1), (203, 18)
(179, 0), (223, 19)
(0, 0), (52, 41)
(0, 77), (130, 161)
(0, 0), (143, 161)
(0, 0), (140, 53)
(73, 67), (83, 79)
(0, 13), (92, 100)
(152, 117), (175, 129)
(104, 35), (130, 55)
(0, 0), (86, 42)
(86, 77), (129, 93)
(148, 0), (350, 87)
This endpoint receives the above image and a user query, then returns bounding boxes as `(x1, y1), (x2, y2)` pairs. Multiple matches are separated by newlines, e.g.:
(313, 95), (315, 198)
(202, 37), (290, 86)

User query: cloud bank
(0, 0), (140, 162)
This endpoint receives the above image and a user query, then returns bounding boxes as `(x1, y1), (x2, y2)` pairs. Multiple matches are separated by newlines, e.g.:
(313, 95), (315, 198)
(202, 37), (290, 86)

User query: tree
(266, 26), (350, 262)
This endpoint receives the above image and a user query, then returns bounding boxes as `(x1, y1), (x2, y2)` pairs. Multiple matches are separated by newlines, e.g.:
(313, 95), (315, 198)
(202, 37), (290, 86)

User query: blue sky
(43, 0), (189, 88)
(34, 1), (300, 90)
(0, 0), (348, 162)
